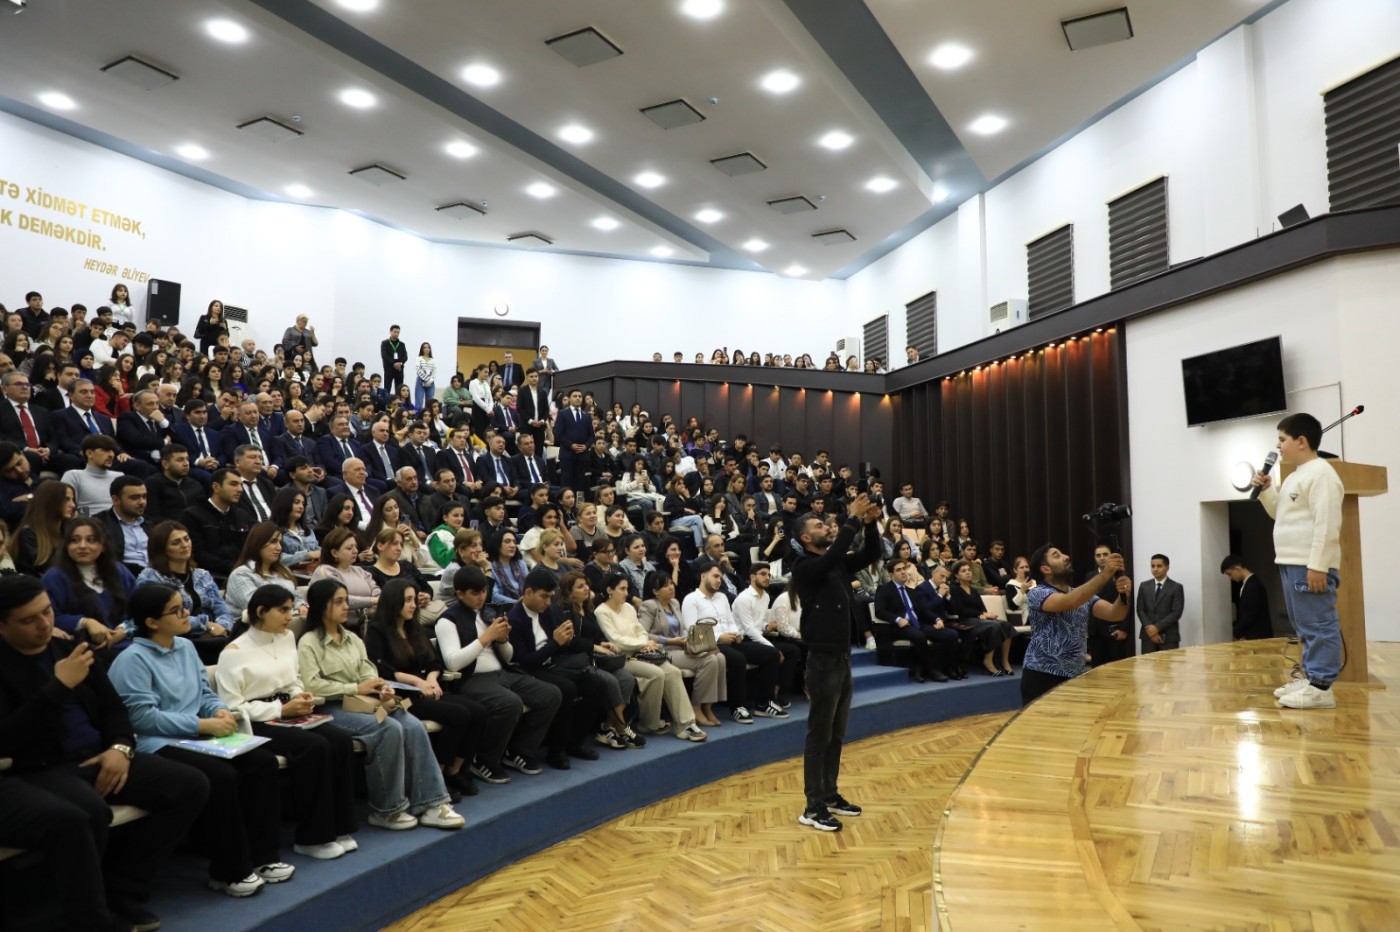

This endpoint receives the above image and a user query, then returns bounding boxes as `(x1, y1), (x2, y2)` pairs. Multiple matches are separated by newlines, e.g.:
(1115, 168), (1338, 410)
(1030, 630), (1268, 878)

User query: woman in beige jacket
(638, 570), (726, 728)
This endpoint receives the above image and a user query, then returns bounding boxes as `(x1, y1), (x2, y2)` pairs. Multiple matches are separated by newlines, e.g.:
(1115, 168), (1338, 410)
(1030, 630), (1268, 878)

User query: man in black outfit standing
(0, 575), (208, 931)
(1221, 554), (1274, 640)
(380, 324), (408, 396)
(789, 492), (881, 832)
(1085, 543), (1132, 667)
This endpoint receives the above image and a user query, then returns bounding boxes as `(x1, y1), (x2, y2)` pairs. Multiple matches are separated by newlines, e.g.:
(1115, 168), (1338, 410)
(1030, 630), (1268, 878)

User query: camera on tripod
(1081, 502), (1132, 524)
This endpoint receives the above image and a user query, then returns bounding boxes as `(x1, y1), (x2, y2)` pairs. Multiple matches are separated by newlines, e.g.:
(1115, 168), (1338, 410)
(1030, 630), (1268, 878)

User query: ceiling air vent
(508, 232), (554, 247)
(1062, 8), (1133, 51)
(237, 116), (303, 143)
(640, 98), (706, 130)
(710, 152), (767, 177)
(101, 55), (179, 90)
(768, 195), (817, 215)
(437, 201), (487, 220)
(546, 27), (623, 67)
(349, 164), (406, 186)
(812, 228), (855, 245)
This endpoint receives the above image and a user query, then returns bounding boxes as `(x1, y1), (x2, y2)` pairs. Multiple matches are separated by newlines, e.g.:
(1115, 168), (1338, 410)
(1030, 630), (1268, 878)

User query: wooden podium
(1279, 459), (1388, 683)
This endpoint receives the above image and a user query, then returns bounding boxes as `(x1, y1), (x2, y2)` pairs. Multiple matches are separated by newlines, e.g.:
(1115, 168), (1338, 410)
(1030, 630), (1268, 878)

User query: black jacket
(180, 499), (250, 579)
(1233, 574), (1273, 640)
(789, 517), (880, 654)
(0, 637), (135, 771)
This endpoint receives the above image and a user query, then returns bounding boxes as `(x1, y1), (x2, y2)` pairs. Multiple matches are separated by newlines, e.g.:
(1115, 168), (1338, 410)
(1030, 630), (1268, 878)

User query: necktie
(195, 427), (208, 457)
(249, 485), (267, 521)
(17, 405), (39, 449)
(494, 457), (506, 484)
(357, 488), (373, 520)
(900, 586), (919, 625)
(84, 411), (98, 434)
(457, 451), (474, 482)
(378, 444), (392, 478)
(148, 417), (159, 435)
(341, 439), (352, 458)
(248, 427), (261, 450)
(504, 407), (514, 429)
(528, 457), (540, 483)
(1155, 582), (1163, 600)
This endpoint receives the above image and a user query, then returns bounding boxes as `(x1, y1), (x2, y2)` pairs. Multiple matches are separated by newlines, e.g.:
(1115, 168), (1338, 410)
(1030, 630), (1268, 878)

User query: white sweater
(216, 628), (304, 722)
(1260, 457), (1344, 572)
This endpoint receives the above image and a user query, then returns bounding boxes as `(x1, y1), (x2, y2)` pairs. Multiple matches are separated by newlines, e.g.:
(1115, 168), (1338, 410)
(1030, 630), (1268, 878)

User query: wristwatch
(109, 743), (135, 760)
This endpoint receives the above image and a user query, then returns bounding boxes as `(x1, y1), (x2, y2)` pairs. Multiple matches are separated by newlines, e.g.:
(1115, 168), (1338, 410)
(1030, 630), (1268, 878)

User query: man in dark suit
(434, 428), (485, 499)
(516, 368), (551, 452)
(181, 468), (250, 581)
(115, 389), (169, 471)
(316, 415), (364, 479)
(167, 399), (222, 483)
(380, 324), (407, 396)
(1136, 553), (1184, 652)
(1, 370), (82, 475)
(1222, 554), (1273, 640)
(872, 559), (951, 683)
(362, 420), (402, 489)
(31, 361), (81, 412)
(420, 466), (473, 530)
(53, 378), (154, 478)
(511, 433), (549, 490)
(476, 432), (521, 501)
(397, 423), (434, 488)
(270, 409), (322, 474)
(489, 397), (522, 454)
(553, 389), (592, 492)
(219, 401), (275, 476)
(498, 351), (525, 392)
(1086, 544), (1132, 667)
(285, 456), (330, 530)
(254, 393), (285, 438)
(94, 475), (152, 575)
(229, 445), (278, 526)
(145, 445), (204, 527)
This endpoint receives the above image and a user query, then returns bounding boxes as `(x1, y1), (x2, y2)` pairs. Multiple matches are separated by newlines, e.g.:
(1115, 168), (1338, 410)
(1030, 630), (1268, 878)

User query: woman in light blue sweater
(109, 583), (294, 898)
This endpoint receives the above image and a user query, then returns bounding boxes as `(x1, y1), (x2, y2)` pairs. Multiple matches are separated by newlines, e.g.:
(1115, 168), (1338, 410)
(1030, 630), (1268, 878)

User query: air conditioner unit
(833, 335), (861, 363)
(989, 299), (1027, 332)
(223, 305), (251, 349)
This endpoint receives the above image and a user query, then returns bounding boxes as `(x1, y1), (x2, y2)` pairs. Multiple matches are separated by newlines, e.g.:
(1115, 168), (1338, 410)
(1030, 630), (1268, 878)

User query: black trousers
(385, 363), (404, 396)
(718, 640), (780, 711)
(251, 721), (357, 845)
(409, 693), (488, 767)
(803, 648), (852, 810)
(3, 753), (208, 928)
(559, 450), (587, 492)
(533, 666), (612, 751)
(158, 745), (282, 883)
(916, 623), (962, 674)
(1020, 667), (1072, 706)
(768, 635), (804, 696)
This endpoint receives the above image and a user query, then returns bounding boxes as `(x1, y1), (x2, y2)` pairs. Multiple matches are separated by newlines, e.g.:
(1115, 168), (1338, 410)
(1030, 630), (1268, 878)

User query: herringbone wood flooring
(387, 714), (1009, 932)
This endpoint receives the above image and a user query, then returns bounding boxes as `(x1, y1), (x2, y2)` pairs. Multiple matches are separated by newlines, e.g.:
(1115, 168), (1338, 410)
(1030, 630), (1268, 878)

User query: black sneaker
(773, 695), (792, 710)
(111, 902), (162, 932)
(567, 743), (600, 761)
(547, 751), (572, 770)
(826, 794), (862, 817)
(446, 771), (479, 797)
(753, 701), (789, 719)
(469, 761), (511, 785)
(798, 805), (842, 832)
(732, 706), (754, 724)
(502, 753), (542, 776)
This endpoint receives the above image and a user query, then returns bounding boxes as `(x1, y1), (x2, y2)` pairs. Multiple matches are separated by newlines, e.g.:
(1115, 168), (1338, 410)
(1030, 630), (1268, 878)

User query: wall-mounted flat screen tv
(1181, 336), (1287, 427)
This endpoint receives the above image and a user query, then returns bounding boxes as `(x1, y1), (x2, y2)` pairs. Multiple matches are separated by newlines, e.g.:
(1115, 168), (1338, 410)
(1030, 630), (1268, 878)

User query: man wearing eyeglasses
(0, 370), (81, 475)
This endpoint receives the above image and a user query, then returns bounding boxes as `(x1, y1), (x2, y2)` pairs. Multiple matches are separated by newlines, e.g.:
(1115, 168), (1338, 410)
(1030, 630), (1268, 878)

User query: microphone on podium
(1249, 451), (1278, 500)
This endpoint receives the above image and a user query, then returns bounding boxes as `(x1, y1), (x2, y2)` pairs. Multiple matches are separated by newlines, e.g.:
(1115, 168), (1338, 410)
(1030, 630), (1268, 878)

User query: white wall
(845, 0), (1400, 356)
(0, 110), (847, 374)
(1125, 253), (1400, 645)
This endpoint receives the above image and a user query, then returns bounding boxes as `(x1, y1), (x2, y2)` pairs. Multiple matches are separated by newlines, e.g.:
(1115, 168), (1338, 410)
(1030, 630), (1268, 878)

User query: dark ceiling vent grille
(863, 314), (888, 366)
(1324, 54), (1400, 211)
(1108, 176), (1169, 289)
(1027, 224), (1074, 319)
(905, 291), (937, 359)
(767, 195), (817, 214)
(545, 27), (623, 67)
(640, 99), (705, 129)
(710, 152), (767, 176)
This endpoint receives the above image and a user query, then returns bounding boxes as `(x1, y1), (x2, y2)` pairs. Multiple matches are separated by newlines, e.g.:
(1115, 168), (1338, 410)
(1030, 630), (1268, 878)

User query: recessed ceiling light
(284, 184), (313, 199)
(928, 43), (974, 70)
(634, 171), (666, 189)
(759, 69), (800, 94)
(783, 264), (808, 277)
(175, 143), (209, 161)
(526, 182), (557, 199)
(205, 19), (249, 44)
(461, 63), (501, 88)
(444, 141), (477, 159)
(680, 0), (724, 20)
(336, 0), (380, 11)
(742, 238), (770, 253)
(36, 91), (76, 110)
(969, 114), (1008, 135)
(558, 124), (594, 144)
(651, 245), (676, 258)
(932, 186), (951, 203)
(865, 176), (898, 193)
(817, 130), (854, 151)
(338, 88), (376, 109)
(694, 209), (724, 224)
(591, 216), (621, 231)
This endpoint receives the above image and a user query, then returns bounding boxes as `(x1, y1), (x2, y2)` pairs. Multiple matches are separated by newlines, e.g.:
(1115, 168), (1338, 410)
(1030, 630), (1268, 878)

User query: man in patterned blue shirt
(1022, 543), (1132, 706)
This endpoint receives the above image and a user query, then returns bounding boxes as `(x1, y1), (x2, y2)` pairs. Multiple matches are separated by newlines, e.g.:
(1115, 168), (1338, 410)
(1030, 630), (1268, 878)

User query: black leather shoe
(567, 744), (599, 761)
(928, 670), (949, 682)
(547, 751), (572, 770)
(909, 669), (926, 683)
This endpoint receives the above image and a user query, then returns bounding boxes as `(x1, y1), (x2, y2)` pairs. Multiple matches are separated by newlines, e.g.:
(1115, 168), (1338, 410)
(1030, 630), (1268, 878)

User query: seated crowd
(0, 290), (1031, 931)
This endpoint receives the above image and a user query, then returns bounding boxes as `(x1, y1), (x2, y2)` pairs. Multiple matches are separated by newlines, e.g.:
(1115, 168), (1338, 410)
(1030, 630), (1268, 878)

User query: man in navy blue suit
(255, 393), (285, 437)
(53, 379), (154, 478)
(475, 432), (520, 501)
(553, 389), (592, 493)
(362, 420), (401, 488)
(498, 351), (525, 392)
(220, 401), (277, 479)
(511, 432), (549, 491)
(114, 390), (170, 472)
(167, 399), (222, 487)
(271, 409), (324, 479)
(315, 415), (363, 479)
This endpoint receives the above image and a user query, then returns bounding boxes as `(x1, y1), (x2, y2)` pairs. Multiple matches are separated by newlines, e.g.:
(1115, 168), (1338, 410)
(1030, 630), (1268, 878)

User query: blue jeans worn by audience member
(803, 648), (852, 811)
(669, 514), (705, 549)
(415, 379), (435, 410)
(1278, 565), (1342, 686)
(324, 703), (451, 817)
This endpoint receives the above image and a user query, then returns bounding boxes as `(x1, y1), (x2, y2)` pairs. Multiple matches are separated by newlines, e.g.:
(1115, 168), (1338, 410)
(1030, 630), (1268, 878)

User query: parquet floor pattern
(387, 713), (1009, 932)
(936, 640), (1400, 931)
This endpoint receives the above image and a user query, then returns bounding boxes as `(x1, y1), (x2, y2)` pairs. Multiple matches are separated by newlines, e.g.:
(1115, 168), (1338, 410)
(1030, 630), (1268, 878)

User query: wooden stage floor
(936, 639), (1400, 930)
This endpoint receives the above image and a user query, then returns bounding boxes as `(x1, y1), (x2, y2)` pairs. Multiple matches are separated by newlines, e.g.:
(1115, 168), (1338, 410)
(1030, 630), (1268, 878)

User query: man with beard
(1021, 543), (1132, 706)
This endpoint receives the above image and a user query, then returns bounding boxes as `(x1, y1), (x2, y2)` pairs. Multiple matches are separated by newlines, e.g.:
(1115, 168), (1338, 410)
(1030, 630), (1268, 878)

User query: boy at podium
(1252, 413), (1345, 709)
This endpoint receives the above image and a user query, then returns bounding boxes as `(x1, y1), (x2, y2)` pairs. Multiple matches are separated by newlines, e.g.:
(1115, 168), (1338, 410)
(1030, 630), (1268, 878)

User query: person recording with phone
(1021, 544), (1132, 706)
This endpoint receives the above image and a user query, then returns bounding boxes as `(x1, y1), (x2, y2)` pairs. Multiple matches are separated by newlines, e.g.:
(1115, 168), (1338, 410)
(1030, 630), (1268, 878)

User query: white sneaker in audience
(208, 873), (265, 897)
(679, 723), (707, 742)
(256, 862), (295, 884)
(1273, 678), (1308, 698)
(419, 804), (466, 830)
(293, 841), (345, 860)
(594, 729), (627, 750)
(336, 834), (359, 852)
(368, 811), (419, 831)
(1277, 683), (1336, 709)
(732, 706), (754, 724)
(864, 636), (877, 650)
